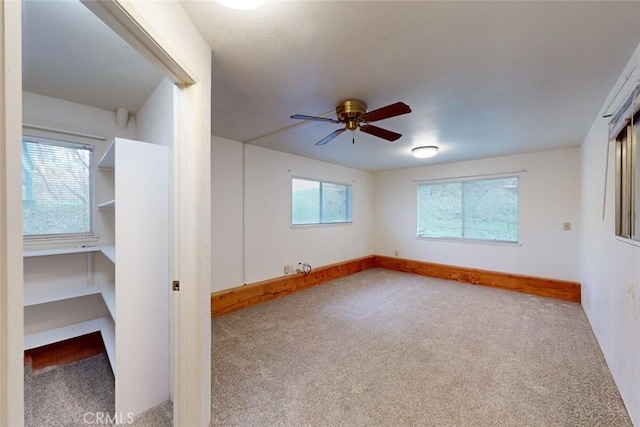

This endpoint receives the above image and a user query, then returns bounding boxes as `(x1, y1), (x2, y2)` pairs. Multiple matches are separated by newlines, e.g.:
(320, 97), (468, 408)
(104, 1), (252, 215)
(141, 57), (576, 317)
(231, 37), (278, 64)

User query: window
(609, 83), (639, 242)
(22, 136), (94, 238)
(417, 176), (519, 243)
(614, 114), (639, 241)
(292, 177), (352, 225)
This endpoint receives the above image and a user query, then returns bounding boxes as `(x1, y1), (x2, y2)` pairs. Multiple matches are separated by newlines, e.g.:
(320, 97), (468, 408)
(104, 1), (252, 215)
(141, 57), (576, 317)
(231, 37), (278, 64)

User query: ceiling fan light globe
(216, 0), (266, 10)
(412, 146), (439, 158)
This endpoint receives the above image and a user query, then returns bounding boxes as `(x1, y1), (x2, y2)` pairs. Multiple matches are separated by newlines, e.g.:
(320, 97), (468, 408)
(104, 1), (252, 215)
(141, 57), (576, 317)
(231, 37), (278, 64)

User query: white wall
(135, 78), (174, 147)
(580, 42), (640, 426)
(211, 136), (374, 291)
(211, 137), (244, 291)
(374, 148), (581, 281)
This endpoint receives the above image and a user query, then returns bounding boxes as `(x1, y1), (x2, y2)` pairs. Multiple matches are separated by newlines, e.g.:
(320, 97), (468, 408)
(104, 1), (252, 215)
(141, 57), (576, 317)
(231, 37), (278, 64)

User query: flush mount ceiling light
(411, 146), (439, 159)
(216, 0), (266, 10)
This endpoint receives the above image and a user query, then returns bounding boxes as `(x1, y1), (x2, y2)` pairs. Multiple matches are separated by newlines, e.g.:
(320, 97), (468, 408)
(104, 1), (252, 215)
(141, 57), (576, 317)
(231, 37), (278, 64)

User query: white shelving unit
(23, 246), (100, 307)
(24, 317), (109, 351)
(97, 137), (170, 417)
(98, 282), (116, 320)
(24, 285), (100, 307)
(100, 245), (116, 263)
(23, 231), (114, 357)
(100, 316), (116, 373)
(23, 137), (169, 418)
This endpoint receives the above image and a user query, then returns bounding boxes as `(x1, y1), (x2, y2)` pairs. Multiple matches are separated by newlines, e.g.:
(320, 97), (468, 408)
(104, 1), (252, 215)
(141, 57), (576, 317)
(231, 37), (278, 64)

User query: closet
(22, 0), (172, 419)
(23, 136), (170, 416)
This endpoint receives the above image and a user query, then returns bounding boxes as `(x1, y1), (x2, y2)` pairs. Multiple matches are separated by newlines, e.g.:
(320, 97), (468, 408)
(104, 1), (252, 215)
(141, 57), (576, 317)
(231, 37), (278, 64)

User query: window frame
(291, 176), (353, 227)
(614, 112), (639, 242)
(22, 134), (96, 243)
(416, 175), (520, 245)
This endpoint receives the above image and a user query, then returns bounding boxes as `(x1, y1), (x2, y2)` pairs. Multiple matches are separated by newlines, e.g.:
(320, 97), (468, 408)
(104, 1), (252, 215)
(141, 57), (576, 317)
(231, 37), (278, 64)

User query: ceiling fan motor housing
(337, 100), (367, 130)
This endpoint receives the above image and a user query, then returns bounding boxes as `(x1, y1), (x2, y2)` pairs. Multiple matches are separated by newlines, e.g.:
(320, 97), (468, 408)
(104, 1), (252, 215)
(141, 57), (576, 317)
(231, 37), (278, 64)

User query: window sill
(615, 236), (640, 248)
(291, 222), (353, 230)
(416, 236), (521, 247)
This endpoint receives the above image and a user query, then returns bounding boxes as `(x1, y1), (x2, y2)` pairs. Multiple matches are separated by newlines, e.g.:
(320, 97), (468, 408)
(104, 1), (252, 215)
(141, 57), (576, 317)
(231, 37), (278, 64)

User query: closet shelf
(99, 282), (116, 321)
(98, 140), (115, 169)
(24, 285), (100, 307)
(100, 245), (116, 263)
(100, 317), (116, 373)
(24, 246), (100, 257)
(24, 317), (105, 351)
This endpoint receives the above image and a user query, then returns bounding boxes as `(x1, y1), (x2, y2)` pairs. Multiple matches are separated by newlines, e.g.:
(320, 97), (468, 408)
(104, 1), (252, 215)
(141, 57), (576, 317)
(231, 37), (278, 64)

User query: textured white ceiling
(22, 0), (163, 114)
(21, 1), (640, 171)
(183, 0), (640, 171)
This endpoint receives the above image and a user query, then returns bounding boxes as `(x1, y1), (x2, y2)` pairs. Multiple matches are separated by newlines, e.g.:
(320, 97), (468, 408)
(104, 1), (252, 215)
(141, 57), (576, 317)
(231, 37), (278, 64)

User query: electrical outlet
(283, 265), (290, 275)
(563, 222), (571, 231)
(394, 251), (399, 257)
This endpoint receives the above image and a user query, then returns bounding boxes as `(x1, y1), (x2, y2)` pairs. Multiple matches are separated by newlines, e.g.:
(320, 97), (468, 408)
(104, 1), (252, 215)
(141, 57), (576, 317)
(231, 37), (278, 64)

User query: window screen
(615, 114), (639, 241)
(292, 177), (352, 225)
(417, 176), (518, 242)
(22, 137), (94, 238)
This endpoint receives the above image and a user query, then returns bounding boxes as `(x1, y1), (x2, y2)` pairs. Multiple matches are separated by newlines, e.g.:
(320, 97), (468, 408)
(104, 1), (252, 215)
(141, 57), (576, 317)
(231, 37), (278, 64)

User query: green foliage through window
(417, 176), (518, 242)
(22, 137), (94, 238)
(292, 177), (352, 225)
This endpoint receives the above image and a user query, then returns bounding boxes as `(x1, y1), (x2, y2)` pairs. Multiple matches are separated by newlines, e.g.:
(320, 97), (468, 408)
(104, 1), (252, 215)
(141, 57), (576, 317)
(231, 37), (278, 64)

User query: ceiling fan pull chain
(352, 131), (356, 144)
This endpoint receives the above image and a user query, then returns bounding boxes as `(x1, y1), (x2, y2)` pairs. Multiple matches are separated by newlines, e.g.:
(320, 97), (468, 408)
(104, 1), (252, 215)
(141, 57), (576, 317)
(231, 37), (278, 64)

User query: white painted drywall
(211, 138), (374, 290)
(211, 136), (244, 291)
(373, 148), (581, 282)
(22, 91), (137, 335)
(136, 78), (174, 147)
(580, 42), (640, 426)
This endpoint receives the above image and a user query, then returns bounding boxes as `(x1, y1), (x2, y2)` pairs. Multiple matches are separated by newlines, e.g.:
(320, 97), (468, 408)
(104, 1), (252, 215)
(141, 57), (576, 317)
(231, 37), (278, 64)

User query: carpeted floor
(24, 268), (632, 426)
(24, 353), (172, 426)
(25, 354), (115, 427)
(212, 268), (632, 426)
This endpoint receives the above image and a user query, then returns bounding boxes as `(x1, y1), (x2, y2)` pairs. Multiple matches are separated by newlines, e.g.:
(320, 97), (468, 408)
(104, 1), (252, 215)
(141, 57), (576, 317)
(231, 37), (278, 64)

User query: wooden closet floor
(24, 332), (106, 372)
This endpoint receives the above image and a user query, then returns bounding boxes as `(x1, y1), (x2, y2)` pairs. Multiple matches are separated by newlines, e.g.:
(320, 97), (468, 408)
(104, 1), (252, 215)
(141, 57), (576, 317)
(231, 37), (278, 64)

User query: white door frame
(0, 2), (24, 426)
(83, 3), (212, 426)
(1, 1), (211, 425)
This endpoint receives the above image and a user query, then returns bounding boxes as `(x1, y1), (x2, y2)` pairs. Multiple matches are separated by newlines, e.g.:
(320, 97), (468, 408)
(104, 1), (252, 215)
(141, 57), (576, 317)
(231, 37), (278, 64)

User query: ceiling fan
(290, 100), (412, 146)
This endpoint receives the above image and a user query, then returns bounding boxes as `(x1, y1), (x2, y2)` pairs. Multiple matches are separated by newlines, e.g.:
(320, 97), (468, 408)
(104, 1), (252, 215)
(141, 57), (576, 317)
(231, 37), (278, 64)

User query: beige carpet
(24, 354), (172, 426)
(25, 354), (114, 427)
(211, 268), (631, 426)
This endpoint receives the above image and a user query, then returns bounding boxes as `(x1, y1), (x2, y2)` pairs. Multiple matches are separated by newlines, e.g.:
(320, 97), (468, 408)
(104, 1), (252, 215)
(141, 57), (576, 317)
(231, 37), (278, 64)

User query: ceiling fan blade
(315, 128), (346, 146)
(360, 124), (402, 142)
(291, 114), (339, 124)
(361, 102), (411, 123)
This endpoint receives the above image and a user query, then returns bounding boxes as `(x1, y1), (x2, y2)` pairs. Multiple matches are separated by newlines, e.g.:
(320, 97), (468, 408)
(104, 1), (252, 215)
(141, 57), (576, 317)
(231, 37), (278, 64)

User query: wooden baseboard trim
(373, 255), (581, 302)
(211, 256), (375, 317)
(24, 331), (106, 372)
(211, 255), (581, 317)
